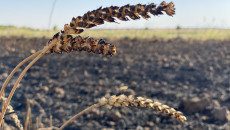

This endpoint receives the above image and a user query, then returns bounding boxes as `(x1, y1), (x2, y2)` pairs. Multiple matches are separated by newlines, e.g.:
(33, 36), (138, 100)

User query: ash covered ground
(0, 36), (230, 130)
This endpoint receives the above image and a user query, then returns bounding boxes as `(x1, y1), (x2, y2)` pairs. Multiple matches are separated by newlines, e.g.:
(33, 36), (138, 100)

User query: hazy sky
(0, 0), (229, 29)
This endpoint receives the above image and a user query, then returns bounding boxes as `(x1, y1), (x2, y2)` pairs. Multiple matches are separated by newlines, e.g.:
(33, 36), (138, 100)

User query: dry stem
(60, 104), (104, 130)
(0, 50), (42, 97)
(24, 100), (32, 130)
(0, 39), (58, 126)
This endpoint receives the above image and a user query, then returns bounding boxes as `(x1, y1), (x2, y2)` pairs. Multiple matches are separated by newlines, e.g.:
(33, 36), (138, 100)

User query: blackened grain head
(102, 7), (109, 13)
(110, 6), (119, 10)
(74, 28), (84, 34)
(70, 23), (75, 27)
(124, 4), (130, 8)
(82, 14), (88, 20)
(112, 11), (116, 16)
(145, 3), (156, 10)
(67, 35), (73, 39)
(126, 10), (140, 20)
(137, 8), (142, 13)
(98, 39), (105, 44)
(72, 17), (76, 21)
(77, 16), (83, 20)
(86, 24), (97, 28)
(94, 18), (104, 25)
(60, 35), (64, 41)
(52, 32), (60, 40)
(77, 22), (86, 27)
(130, 5), (135, 12)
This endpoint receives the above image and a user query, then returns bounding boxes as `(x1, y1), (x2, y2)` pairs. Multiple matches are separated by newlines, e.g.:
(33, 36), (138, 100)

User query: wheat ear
(69, 1), (175, 29)
(60, 94), (186, 129)
(100, 95), (186, 122)
(46, 34), (116, 56)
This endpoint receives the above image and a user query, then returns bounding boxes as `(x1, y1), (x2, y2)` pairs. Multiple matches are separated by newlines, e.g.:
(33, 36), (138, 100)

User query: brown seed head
(46, 34), (116, 56)
(99, 95), (186, 122)
(69, 1), (175, 30)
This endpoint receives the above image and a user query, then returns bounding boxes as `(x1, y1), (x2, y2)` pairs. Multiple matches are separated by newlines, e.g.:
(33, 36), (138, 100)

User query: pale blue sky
(0, 0), (229, 29)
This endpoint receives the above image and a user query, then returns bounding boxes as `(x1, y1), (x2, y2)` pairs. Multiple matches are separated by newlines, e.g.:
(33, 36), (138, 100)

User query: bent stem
(60, 103), (104, 130)
(0, 50), (42, 97)
(0, 39), (58, 126)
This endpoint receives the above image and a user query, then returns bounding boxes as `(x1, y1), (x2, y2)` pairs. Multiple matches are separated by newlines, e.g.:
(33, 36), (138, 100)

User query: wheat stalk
(24, 100), (32, 130)
(0, 1), (176, 127)
(0, 50), (42, 98)
(60, 94), (186, 129)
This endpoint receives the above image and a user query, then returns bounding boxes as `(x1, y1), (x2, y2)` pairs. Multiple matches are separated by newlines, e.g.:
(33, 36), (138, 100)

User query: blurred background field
(0, 25), (230, 41)
(1, 0), (230, 41)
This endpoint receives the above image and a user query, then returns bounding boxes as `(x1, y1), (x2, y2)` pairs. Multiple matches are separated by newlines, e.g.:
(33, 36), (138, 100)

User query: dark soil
(0, 36), (230, 130)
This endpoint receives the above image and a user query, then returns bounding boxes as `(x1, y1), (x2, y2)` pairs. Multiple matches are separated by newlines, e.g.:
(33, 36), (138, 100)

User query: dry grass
(1, 28), (230, 41)
(0, 1), (186, 129)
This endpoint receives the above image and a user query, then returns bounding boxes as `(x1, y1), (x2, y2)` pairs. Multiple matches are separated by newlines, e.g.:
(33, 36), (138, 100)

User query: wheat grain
(60, 94), (186, 129)
(69, 1), (175, 29)
(100, 94), (186, 122)
(46, 34), (116, 56)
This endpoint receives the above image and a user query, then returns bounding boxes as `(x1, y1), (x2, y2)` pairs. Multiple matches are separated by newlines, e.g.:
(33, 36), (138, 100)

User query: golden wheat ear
(101, 95), (186, 122)
(70, 1), (175, 29)
(60, 94), (186, 129)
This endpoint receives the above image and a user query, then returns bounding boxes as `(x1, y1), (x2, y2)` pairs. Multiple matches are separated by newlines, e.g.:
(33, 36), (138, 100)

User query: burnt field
(0, 36), (230, 129)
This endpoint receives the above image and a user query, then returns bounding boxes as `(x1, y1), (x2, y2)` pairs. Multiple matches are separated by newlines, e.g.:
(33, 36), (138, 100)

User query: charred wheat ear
(70, 1), (175, 29)
(46, 33), (117, 56)
(60, 94), (186, 129)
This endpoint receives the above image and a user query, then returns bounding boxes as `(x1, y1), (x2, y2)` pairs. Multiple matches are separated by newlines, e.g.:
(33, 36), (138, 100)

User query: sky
(0, 0), (230, 30)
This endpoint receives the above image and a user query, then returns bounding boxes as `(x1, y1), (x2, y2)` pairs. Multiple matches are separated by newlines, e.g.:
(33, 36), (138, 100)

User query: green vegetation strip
(0, 26), (230, 40)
